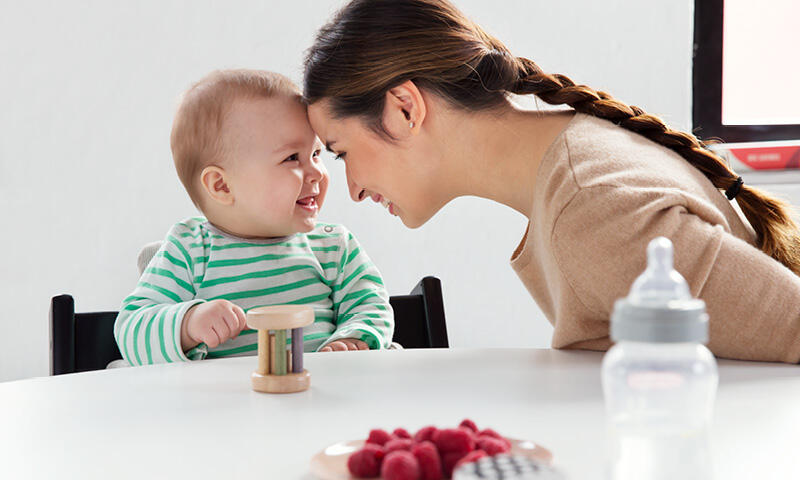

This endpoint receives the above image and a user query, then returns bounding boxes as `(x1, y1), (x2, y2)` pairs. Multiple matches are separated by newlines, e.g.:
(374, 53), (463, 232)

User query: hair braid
(510, 56), (800, 274)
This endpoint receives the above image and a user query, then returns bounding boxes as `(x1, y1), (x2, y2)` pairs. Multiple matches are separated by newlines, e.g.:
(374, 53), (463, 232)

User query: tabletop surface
(1, 348), (799, 479)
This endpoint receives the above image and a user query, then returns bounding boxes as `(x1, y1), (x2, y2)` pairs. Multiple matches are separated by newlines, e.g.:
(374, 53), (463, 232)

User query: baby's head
(171, 69), (328, 238)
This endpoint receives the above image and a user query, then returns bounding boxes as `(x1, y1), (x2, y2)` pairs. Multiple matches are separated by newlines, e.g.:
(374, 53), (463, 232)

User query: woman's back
(512, 113), (800, 362)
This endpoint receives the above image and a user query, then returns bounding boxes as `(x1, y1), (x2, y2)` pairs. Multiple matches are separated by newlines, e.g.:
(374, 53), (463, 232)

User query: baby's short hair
(170, 69), (301, 208)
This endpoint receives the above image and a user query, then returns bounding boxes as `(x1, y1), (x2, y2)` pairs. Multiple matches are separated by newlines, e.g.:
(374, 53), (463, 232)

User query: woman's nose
(347, 178), (365, 202)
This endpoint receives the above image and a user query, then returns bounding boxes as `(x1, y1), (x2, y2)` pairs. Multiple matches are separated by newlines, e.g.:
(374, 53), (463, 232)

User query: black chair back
(50, 276), (448, 375)
(50, 295), (122, 375)
(389, 276), (449, 349)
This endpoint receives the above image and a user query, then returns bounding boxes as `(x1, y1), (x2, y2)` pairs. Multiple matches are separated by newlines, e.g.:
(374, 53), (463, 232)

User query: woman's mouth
(364, 189), (398, 217)
(378, 196), (397, 216)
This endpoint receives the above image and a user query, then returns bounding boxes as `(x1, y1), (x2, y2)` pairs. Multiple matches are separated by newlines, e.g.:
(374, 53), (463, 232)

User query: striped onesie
(114, 217), (394, 365)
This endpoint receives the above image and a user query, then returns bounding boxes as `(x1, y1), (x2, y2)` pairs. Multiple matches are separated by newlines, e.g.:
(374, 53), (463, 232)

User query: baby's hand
(181, 299), (247, 350)
(319, 338), (369, 352)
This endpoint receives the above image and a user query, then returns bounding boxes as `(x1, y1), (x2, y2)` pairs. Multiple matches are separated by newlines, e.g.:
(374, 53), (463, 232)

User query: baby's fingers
(339, 339), (368, 351)
(203, 326), (223, 348)
(214, 315), (233, 342)
(232, 304), (247, 333)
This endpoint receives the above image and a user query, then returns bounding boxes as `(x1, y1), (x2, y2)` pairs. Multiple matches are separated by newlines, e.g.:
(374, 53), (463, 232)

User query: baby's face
(222, 96), (328, 237)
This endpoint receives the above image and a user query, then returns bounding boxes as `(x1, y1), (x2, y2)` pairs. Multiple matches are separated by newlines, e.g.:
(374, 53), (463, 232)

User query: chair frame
(50, 276), (448, 375)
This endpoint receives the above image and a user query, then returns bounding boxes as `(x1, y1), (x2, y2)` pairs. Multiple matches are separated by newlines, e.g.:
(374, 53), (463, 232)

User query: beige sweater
(511, 113), (800, 363)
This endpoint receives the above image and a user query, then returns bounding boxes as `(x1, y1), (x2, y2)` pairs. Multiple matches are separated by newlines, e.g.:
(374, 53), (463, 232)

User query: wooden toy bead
(274, 329), (287, 375)
(291, 327), (303, 373)
(257, 330), (268, 375)
(247, 305), (314, 393)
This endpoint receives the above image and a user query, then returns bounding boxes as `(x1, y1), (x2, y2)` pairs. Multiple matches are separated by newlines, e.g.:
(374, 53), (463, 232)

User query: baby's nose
(305, 160), (324, 184)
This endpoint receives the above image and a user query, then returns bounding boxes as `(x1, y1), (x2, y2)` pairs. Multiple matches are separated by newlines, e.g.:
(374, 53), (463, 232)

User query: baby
(114, 70), (394, 364)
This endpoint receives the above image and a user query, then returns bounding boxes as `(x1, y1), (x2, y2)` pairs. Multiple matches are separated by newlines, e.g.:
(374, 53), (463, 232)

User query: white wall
(0, 0), (694, 382)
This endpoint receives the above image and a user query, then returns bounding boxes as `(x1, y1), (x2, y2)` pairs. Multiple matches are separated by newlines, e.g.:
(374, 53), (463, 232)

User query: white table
(1, 348), (799, 478)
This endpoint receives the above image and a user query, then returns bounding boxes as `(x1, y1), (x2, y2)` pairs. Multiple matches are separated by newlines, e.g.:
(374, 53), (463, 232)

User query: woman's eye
(312, 149), (321, 158)
(284, 153), (299, 162)
(334, 152), (347, 161)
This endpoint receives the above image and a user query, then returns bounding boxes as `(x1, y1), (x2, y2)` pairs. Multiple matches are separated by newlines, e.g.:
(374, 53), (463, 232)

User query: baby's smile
(296, 194), (320, 213)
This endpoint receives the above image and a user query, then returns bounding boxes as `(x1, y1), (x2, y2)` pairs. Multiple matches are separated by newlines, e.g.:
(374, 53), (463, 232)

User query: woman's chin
(398, 210), (430, 229)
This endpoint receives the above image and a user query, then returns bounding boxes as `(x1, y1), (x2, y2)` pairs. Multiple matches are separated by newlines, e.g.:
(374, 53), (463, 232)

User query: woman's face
(308, 99), (441, 228)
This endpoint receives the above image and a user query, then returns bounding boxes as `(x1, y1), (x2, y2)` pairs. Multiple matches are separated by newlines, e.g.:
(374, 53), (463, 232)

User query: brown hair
(171, 69), (301, 208)
(304, 0), (800, 274)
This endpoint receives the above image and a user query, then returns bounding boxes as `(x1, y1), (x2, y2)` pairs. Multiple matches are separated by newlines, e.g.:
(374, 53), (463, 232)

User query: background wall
(0, 0), (696, 382)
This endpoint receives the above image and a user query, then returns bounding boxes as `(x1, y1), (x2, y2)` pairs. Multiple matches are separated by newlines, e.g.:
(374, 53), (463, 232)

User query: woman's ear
(382, 80), (427, 139)
(200, 166), (234, 206)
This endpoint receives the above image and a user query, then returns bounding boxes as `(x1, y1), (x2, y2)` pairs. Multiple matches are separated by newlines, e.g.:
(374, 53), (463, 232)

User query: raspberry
(458, 419), (478, 433)
(433, 428), (475, 455)
(385, 438), (414, 453)
(441, 451), (466, 479)
(477, 428), (501, 440)
(411, 441), (443, 480)
(347, 444), (385, 478)
(393, 428), (412, 439)
(477, 428), (501, 439)
(453, 450), (488, 474)
(457, 426), (476, 442)
(414, 425), (438, 444)
(366, 428), (393, 446)
(476, 436), (510, 456)
(477, 428), (511, 448)
(381, 450), (421, 480)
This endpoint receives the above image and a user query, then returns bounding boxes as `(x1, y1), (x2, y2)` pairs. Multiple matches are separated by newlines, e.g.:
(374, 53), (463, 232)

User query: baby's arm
(321, 227), (394, 351)
(114, 223), (246, 365)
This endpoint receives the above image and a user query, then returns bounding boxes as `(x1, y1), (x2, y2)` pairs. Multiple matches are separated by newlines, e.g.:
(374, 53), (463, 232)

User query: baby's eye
(284, 153), (299, 162)
(312, 149), (321, 158)
(334, 152), (347, 161)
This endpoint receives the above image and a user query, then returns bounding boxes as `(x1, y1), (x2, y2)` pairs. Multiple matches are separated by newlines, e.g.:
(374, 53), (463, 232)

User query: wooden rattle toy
(246, 305), (314, 393)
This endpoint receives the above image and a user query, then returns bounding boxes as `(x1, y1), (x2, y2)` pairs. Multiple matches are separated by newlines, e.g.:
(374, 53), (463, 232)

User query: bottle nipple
(627, 237), (691, 306)
(610, 237), (708, 343)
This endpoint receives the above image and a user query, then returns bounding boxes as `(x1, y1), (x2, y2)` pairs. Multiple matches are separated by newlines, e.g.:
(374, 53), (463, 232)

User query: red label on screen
(728, 145), (800, 170)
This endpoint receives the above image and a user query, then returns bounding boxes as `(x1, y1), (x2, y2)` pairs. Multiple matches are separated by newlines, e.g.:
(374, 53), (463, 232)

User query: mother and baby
(114, 0), (800, 366)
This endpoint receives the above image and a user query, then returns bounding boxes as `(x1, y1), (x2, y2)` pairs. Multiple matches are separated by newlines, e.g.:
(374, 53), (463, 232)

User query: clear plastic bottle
(601, 237), (718, 480)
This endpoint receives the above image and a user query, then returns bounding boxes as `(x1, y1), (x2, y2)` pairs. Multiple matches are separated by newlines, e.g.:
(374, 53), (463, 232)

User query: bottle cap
(610, 237), (709, 343)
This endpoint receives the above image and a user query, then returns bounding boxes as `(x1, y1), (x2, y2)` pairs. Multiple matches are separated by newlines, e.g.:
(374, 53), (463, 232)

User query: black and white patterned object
(453, 455), (566, 480)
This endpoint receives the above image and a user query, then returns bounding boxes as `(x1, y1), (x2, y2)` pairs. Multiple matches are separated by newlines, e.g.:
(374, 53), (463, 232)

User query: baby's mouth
(297, 195), (319, 211)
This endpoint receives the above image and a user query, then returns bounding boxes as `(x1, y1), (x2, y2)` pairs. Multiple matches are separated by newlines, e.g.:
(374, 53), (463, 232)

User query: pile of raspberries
(347, 419), (511, 480)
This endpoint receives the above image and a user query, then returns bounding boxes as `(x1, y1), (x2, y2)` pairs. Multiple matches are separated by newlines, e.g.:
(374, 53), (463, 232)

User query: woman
(303, 0), (800, 362)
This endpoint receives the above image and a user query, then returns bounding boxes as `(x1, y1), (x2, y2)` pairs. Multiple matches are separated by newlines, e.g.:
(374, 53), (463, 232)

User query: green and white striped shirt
(115, 218), (394, 365)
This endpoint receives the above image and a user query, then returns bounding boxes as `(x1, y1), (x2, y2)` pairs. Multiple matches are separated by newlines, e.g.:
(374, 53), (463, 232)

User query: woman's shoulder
(556, 113), (706, 189)
(534, 113), (747, 236)
(536, 113), (720, 206)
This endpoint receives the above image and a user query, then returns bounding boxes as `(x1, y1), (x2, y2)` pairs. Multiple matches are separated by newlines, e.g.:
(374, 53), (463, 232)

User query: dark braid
(508, 55), (800, 274)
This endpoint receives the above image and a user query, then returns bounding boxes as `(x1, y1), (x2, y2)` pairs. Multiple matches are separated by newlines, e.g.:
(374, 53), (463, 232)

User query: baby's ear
(200, 166), (234, 206)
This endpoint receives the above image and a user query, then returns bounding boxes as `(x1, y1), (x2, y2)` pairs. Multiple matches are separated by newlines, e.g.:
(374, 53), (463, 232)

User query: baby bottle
(601, 237), (718, 480)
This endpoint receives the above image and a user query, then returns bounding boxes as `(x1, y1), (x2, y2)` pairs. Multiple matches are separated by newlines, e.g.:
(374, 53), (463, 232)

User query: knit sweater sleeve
(551, 185), (800, 363)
